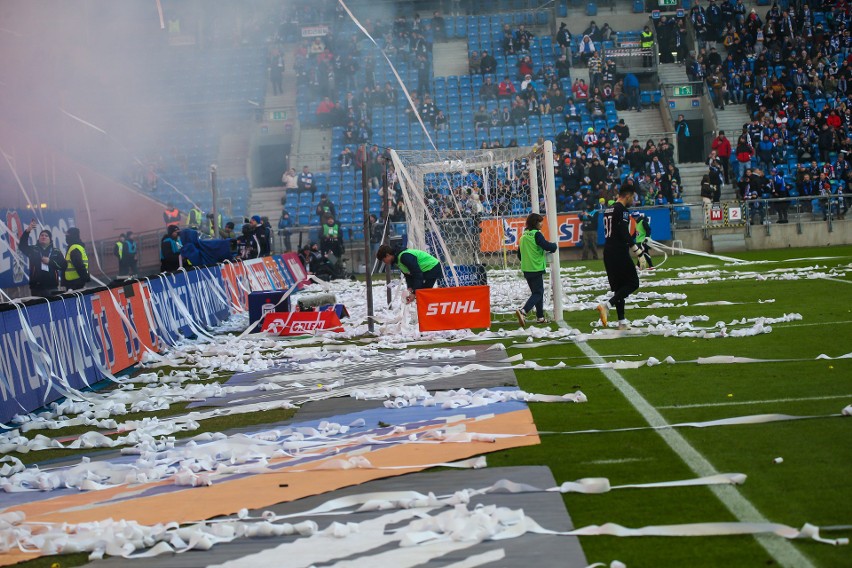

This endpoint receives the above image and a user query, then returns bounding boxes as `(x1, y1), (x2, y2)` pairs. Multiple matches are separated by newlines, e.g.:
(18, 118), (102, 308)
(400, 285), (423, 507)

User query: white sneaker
(515, 309), (527, 328)
(596, 302), (610, 327)
(617, 320), (630, 330)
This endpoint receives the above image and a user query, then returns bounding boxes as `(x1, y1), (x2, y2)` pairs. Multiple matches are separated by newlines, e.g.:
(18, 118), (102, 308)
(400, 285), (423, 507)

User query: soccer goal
(390, 140), (564, 323)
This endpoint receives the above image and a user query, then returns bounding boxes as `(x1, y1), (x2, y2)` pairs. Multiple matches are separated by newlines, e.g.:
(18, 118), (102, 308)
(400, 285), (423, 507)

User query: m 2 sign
(1, 209), (76, 289)
(479, 214), (582, 252)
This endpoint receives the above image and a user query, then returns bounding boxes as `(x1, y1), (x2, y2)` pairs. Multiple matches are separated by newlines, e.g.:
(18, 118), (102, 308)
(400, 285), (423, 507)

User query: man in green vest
(114, 233), (127, 276)
(63, 227), (90, 290)
(631, 212), (654, 269)
(320, 216), (343, 259)
(641, 26), (655, 68)
(376, 243), (442, 304)
(516, 213), (558, 327)
(187, 206), (203, 229)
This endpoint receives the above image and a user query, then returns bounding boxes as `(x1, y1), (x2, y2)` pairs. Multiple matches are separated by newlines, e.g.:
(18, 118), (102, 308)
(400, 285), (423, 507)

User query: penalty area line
(561, 322), (816, 568)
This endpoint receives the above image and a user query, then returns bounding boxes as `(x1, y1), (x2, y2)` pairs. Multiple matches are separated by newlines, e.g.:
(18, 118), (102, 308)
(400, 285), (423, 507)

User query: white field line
(583, 457), (653, 465)
(564, 322), (816, 568)
(658, 394), (852, 410)
(818, 276), (852, 285)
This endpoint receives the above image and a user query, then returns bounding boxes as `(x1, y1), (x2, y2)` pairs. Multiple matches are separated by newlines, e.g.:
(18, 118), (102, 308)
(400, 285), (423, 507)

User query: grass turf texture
(7, 246), (850, 567)
(489, 245), (852, 567)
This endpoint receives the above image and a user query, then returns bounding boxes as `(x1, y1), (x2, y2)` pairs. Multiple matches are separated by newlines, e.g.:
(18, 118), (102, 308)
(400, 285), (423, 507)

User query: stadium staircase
(657, 63), (689, 91)
(714, 103), (751, 142)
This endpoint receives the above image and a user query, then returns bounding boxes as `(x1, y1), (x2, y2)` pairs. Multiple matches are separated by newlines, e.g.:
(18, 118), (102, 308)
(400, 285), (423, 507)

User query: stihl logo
(425, 300), (481, 316)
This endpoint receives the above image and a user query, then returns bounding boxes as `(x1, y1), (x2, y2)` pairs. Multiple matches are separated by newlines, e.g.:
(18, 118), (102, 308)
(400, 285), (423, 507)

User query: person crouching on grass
(376, 244), (442, 304)
(597, 183), (648, 330)
(515, 213), (558, 327)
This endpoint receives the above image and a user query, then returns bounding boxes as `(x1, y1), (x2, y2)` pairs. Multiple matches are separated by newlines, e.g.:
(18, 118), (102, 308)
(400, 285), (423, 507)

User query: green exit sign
(270, 110), (288, 121)
(673, 85), (694, 97)
(659, 0), (678, 5)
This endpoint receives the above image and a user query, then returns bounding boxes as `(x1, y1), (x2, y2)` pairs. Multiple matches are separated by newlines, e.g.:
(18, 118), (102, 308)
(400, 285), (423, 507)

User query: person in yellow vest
(320, 216), (343, 259)
(515, 213), (558, 327)
(376, 244), (442, 304)
(641, 26), (655, 68)
(204, 212), (223, 237)
(187, 206), (203, 229)
(63, 227), (90, 290)
(114, 233), (127, 276)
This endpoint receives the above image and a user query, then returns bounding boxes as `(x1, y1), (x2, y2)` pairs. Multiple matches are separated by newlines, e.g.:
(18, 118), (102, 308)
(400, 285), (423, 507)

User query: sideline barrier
(0, 253), (308, 424)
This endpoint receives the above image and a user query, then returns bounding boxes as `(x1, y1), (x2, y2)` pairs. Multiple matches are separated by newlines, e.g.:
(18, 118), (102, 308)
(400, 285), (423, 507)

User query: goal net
(390, 141), (564, 323)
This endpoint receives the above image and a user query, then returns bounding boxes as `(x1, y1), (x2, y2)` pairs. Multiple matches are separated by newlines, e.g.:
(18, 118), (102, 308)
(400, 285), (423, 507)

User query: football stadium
(0, 1), (850, 567)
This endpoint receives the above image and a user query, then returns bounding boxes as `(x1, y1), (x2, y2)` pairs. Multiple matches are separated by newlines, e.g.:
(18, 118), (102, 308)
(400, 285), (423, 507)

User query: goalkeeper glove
(630, 245), (642, 258)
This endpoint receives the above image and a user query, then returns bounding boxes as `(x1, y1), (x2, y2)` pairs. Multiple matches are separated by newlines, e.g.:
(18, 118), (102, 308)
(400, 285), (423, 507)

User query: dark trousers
(604, 247), (640, 321)
(582, 231), (598, 259)
(410, 264), (444, 291)
(720, 157), (730, 184)
(522, 270), (545, 318)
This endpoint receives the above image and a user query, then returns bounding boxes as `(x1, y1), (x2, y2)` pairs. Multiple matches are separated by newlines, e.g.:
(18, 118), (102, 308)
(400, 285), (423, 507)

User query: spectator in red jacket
(498, 76), (516, 100)
(711, 130), (733, 184)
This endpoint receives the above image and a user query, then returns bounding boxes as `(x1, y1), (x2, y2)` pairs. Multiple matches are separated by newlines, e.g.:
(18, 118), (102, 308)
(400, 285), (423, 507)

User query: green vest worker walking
(63, 227), (90, 291)
(376, 244), (442, 304)
(516, 213), (558, 327)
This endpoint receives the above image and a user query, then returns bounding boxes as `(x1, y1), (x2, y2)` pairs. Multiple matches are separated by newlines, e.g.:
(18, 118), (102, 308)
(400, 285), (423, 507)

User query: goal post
(390, 141), (564, 323)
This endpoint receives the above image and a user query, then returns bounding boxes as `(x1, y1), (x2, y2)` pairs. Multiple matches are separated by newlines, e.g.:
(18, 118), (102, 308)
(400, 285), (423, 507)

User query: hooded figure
(19, 220), (67, 297)
(179, 228), (236, 267)
(63, 227), (90, 290)
(160, 224), (183, 272)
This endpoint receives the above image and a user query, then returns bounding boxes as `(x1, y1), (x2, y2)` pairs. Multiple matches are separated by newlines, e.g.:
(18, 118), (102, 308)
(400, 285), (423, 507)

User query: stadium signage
(479, 214), (583, 252)
(0, 253), (311, 423)
(416, 286), (491, 332)
(261, 311), (343, 335)
(425, 300), (481, 316)
(301, 25), (329, 38)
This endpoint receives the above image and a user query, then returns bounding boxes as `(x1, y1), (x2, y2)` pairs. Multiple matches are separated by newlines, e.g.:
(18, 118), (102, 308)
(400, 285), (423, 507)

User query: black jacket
(19, 229), (67, 295)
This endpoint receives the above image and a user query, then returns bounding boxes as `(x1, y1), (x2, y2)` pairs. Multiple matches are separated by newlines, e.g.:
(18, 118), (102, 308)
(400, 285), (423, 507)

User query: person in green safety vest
(631, 212), (654, 270)
(641, 25), (654, 67)
(114, 233), (127, 276)
(320, 216), (343, 259)
(187, 206), (203, 229)
(515, 213), (558, 327)
(376, 243), (442, 304)
(63, 227), (90, 290)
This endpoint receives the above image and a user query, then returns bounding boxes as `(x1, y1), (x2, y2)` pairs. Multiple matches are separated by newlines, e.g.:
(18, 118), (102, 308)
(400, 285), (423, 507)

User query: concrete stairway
(657, 63), (689, 88)
(296, 128), (331, 173)
(714, 103), (751, 139)
(619, 107), (667, 141)
(678, 162), (708, 200)
(248, 186), (285, 219)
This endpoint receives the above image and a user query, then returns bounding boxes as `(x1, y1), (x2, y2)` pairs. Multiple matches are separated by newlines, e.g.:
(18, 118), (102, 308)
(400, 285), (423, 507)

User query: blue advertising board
(0, 295), (105, 424)
(1, 209), (76, 289)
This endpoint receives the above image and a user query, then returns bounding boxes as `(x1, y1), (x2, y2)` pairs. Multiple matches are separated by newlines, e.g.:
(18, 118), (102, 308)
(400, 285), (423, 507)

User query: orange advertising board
(221, 262), (249, 310)
(89, 283), (159, 372)
(479, 214), (582, 252)
(416, 285), (491, 332)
